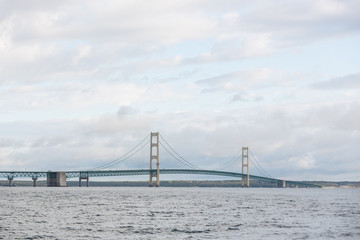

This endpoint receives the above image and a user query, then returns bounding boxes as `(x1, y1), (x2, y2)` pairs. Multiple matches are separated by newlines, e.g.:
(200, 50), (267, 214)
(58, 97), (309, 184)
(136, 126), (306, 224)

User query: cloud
(196, 68), (290, 97)
(0, 82), (146, 114)
(230, 92), (263, 102)
(290, 155), (317, 169)
(117, 106), (138, 118)
(1, 0), (359, 85)
(243, 0), (360, 44)
(312, 72), (360, 89)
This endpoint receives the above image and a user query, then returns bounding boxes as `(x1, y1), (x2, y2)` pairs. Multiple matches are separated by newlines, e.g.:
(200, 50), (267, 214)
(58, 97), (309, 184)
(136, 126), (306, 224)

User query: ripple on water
(0, 188), (359, 240)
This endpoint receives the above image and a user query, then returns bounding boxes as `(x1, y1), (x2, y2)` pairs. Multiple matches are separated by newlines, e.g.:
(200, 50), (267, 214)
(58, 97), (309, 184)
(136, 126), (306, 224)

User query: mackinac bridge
(0, 132), (321, 188)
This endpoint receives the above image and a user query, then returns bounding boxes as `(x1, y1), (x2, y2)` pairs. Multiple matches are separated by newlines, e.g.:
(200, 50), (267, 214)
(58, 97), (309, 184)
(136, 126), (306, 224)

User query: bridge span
(0, 169), (321, 188)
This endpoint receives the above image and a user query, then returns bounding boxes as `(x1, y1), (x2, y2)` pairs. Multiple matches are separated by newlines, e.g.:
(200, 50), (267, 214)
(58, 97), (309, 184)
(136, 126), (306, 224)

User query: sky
(0, 0), (359, 181)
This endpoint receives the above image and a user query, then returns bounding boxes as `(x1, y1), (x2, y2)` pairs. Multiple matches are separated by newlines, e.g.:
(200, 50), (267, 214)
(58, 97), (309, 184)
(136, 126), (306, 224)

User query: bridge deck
(0, 169), (321, 188)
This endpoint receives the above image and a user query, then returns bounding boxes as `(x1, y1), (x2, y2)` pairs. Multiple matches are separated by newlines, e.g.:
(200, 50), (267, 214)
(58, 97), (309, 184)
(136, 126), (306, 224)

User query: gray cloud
(195, 68), (289, 99)
(1, 0), (359, 87)
(312, 72), (360, 89)
(230, 92), (264, 102)
(243, 0), (360, 44)
(117, 106), (138, 118)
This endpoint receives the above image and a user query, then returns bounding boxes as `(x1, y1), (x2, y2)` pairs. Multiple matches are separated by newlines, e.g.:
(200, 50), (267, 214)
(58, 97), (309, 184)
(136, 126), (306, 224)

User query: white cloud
(196, 68), (290, 94)
(290, 155), (317, 169)
(72, 45), (92, 66)
(1, 0), (358, 84)
(0, 82), (146, 114)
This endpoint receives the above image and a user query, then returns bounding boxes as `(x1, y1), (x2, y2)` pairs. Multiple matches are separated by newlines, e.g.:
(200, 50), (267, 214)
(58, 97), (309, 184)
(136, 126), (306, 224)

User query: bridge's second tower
(242, 147), (250, 187)
(149, 132), (160, 187)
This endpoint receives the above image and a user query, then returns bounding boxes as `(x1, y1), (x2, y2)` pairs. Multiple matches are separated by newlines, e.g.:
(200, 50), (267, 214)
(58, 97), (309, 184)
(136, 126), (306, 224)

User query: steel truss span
(0, 171), (46, 178)
(0, 169), (320, 188)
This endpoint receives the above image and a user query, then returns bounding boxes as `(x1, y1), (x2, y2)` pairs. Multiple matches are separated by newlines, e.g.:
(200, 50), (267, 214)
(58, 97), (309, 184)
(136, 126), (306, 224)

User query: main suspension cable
(89, 134), (150, 170)
(159, 142), (199, 169)
(214, 148), (243, 171)
(249, 150), (274, 178)
(159, 134), (201, 169)
(96, 139), (150, 169)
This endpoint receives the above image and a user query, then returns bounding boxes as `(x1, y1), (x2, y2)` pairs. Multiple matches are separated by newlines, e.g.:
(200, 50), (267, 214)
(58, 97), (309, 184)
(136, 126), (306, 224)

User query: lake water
(0, 187), (359, 239)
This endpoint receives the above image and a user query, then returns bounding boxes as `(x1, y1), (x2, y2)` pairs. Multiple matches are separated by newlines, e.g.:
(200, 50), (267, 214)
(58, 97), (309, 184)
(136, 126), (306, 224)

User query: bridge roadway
(0, 169), (321, 188)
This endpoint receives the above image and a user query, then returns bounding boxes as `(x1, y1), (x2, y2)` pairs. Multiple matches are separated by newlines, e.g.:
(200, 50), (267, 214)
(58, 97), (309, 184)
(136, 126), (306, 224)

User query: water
(0, 187), (359, 239)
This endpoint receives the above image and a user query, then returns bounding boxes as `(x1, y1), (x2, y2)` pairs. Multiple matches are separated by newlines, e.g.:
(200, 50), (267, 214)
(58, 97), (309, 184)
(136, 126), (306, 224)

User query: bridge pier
(79, 172), (89, 187)
(79, 176), (89, 187)
(8, 176), (14, 187)
(276, 180), (286, 188)
(47, 171), (67, 187)
(32, 177), (38, 187)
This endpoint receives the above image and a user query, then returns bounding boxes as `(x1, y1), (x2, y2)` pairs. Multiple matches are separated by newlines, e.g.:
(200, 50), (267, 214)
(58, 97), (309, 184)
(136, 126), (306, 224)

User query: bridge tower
(149, 132), (160, 187)
(241, 147), (250, 187)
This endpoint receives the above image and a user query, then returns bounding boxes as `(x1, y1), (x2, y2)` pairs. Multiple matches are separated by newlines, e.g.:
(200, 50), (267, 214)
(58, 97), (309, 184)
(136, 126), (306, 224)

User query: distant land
(1, 180), (359, 188)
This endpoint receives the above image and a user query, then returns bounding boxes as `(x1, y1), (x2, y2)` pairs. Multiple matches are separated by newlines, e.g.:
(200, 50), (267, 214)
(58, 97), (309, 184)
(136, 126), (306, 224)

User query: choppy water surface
(0, 187), (359, 239)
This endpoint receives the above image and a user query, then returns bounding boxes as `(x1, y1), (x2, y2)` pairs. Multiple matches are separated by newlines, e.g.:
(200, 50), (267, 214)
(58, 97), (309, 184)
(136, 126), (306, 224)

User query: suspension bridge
(0, 132), (321, 188)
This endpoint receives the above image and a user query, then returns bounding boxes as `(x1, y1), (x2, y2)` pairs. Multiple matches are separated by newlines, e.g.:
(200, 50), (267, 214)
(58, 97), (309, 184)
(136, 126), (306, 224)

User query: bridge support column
(79, 172), (89, 187)
(32, 177), (38, 187)
(79, 177), (89, 187)
(276, 180), (286, 188)
(241, 147), (249, 187)
(149, 132), (160, 187)
(8, 176), (14, 187)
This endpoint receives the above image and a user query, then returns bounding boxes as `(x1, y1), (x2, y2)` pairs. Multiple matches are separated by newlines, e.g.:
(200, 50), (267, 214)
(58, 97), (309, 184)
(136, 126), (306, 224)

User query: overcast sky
(0, 0), (359, 181)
